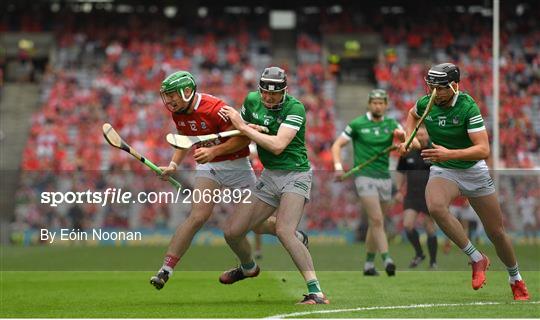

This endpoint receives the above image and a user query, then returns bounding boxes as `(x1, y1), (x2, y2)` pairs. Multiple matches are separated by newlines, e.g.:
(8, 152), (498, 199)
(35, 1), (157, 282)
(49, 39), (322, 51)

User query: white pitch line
(265, 301), (540, 319)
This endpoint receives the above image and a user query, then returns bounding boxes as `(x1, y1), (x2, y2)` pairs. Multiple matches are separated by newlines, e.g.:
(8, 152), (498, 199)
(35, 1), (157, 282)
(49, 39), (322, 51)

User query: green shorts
(253, 169), (312, 208)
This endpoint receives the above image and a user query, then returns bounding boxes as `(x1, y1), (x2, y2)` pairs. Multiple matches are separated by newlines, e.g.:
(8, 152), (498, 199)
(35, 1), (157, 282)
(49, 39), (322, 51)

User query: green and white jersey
(414, 91), (485, 169)
(241, 92), (310, 171)
(343, 112), (401, 179)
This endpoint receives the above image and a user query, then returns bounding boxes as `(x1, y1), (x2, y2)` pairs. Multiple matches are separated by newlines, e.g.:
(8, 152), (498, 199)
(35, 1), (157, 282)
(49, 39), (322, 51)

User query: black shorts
(404, 196), (429, 214)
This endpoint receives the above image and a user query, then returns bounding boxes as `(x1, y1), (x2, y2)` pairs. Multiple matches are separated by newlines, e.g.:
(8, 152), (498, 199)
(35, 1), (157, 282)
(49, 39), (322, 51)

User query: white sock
(462, 241), (483, 262)
(364, 261), (375, 270)
(295, 231), (304, 242)
(509, 274), (523, 284)
(507, 264), (522, 284)
(161, 266), (173, 275)
(384, 258), (394, 267)
(240, 261), (258, 274)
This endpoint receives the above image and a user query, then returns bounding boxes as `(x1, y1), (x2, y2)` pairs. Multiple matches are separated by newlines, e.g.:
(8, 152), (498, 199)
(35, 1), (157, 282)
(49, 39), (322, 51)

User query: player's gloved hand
(158, 162), (177, 181)
(194, 147), (216, 164)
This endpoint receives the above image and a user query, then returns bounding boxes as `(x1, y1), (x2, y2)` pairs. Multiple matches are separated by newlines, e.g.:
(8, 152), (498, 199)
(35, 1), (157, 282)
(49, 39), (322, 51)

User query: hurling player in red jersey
(150, 71), (308, 290)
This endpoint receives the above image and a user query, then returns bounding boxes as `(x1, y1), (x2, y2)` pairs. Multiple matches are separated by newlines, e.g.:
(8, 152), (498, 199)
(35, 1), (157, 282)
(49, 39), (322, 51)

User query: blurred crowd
(368, 8), (540, 168)
(5, 5), (538, 236)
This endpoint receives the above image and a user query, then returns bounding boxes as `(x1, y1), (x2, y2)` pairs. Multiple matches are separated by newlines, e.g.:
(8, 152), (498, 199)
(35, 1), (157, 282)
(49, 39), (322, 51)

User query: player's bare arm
(193, 125), (251, 164)
(330, 135), (350, 180)
(221, 106), (296, 155)
(421, 130), (490, 162)
(394, 170), (406, 203)
(398, 107), (421, 155)
(159, 147), (189, 180)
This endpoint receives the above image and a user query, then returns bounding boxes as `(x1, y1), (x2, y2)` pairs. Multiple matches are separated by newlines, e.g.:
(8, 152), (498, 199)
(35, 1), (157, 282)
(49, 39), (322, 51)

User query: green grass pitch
(1, 243), (539, 318)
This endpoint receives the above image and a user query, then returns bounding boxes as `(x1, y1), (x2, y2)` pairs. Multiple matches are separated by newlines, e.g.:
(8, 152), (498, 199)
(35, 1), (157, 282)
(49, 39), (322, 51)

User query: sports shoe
(385, 261), (396, 276)
(409, 255), (425, 268)
(150, 269), (169, 290)
(429, 262), (438, 270)
(510, 280), (530, 301)
(363, 268), (379, 276)
(297, 293), (330, 305)
(470, 253), (490, 290)
(298, 230), (309, 248)
(219, 265), (260, 284)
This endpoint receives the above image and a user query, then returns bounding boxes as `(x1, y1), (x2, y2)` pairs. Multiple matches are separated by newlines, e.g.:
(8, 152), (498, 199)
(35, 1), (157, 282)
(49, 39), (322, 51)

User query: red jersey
(172, 93), (249, 162)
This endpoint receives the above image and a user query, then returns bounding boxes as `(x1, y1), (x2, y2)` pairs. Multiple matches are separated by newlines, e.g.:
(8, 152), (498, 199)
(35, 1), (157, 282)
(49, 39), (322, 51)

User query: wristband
(334, 163), (343, 171)
(169, 161), (178, 170)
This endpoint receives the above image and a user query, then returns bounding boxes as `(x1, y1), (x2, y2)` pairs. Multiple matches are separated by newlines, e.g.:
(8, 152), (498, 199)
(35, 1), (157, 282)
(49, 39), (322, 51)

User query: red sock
(163, 254), (180, 269)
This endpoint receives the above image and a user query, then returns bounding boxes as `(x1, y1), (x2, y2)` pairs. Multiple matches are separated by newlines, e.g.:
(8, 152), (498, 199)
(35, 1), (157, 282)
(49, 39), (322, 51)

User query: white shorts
(354, 176), (392, 202)
(450, 205), (479, 221)
(253, 169), (312, 208)
(195, 157), (256, 189)
(429, 160), (495, 198)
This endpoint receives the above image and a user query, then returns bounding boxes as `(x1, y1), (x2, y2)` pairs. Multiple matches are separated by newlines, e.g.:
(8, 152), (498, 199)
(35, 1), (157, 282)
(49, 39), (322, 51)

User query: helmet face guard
(258, 67), (287, 110)
(160, 71), (197, 113)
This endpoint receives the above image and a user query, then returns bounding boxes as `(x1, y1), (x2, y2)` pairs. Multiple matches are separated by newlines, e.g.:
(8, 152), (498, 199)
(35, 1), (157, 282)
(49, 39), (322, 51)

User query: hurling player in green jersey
(221, 67), (328, 305)
(398, 63), (529, 300)
(332, 89), (407, 277)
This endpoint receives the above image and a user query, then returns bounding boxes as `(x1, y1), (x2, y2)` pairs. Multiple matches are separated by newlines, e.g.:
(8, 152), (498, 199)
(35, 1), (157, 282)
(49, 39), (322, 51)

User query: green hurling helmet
(368, 89), (388, 103)
(160, 71), (197, 112)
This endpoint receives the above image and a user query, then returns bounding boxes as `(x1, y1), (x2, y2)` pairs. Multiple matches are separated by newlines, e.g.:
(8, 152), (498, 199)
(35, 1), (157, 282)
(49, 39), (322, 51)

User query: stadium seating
(8, 5), (539, 234)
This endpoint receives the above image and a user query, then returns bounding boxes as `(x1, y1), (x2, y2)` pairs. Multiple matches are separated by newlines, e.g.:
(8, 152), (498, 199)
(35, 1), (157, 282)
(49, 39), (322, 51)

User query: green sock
(307, 279), (322, 294)
(381, 252), (391, 262)
(366, 252), (376, 262)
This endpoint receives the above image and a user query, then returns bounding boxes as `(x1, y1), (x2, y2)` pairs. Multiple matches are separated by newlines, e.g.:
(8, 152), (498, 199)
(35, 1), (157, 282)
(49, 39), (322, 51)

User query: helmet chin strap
(180, 89), (195, 103)
(440, 82), (459, 106)
(449, 82), (459, 95)
(174, 92), (196, 114)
